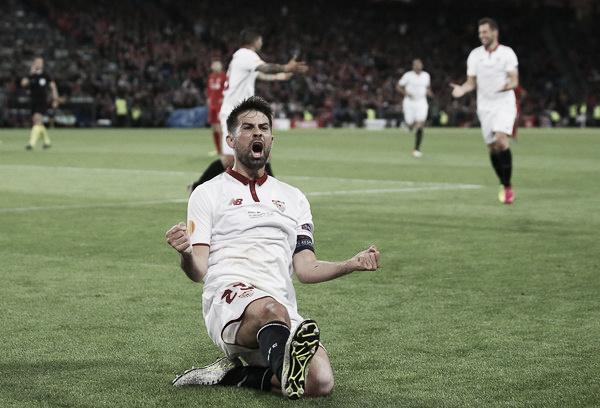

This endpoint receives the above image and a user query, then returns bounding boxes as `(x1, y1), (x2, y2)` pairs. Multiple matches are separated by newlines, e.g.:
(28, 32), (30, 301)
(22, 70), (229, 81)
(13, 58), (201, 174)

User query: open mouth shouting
(251, 140), (264, 159)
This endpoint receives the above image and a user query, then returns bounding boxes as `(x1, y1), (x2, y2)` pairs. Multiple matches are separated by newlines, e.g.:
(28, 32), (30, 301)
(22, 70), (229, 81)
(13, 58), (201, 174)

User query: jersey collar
(226, 167), (268, 186)
(485, 43), (500, 53)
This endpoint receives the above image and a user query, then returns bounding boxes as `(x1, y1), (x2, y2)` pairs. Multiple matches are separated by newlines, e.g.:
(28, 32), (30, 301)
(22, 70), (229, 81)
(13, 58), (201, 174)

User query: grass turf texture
(0, 126), (598, 407)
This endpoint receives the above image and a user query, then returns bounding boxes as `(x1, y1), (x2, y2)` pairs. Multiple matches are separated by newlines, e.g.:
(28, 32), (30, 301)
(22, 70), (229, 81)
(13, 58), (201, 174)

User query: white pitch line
(0, 184), (481, 213)
(0, 164), (192, 177)
(2, 165), (479, 188)
(0, 164), (482, 191)
(0, 199), (189, 213)
(1, 164), (482, 212)
(306, 184), (481, 196)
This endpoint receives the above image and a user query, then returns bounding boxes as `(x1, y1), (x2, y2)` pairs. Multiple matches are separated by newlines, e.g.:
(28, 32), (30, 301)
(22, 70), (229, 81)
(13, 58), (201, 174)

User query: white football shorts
(204, 281), (304, 366)
(403, 103), (429, 125)
(477, 105), (517, 145)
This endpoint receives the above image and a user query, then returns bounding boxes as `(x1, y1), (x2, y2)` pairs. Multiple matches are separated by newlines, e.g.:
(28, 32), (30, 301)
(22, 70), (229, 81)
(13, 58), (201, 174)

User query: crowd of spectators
(1, 0), (599, 128)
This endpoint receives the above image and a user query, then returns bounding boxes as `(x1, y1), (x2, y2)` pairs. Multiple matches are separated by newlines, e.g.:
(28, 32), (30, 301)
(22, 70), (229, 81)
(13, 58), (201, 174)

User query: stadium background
(2, 2), (599, 406)
(1, 0), (599, 129)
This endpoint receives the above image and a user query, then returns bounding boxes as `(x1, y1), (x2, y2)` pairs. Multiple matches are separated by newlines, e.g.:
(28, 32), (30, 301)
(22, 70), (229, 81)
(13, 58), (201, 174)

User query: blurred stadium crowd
(1, 0), (599, 128)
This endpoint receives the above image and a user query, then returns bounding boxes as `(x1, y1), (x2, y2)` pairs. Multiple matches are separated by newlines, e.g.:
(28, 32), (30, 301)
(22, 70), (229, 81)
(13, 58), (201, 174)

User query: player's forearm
(500, 72), (519, 92)
(257, 72), (289, 81)
(451, 77), (475, 98)
(459, 81), (476, 94)
(296, 259), (355, 284)
(179, 251), (206, 282)
(257, 63), (287, 74)
(294, 245), (379, 283)
(50, 82), (59, 99)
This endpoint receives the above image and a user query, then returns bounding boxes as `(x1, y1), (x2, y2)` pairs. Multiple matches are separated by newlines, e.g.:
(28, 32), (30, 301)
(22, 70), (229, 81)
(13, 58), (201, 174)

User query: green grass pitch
(0, 126), (598, 407)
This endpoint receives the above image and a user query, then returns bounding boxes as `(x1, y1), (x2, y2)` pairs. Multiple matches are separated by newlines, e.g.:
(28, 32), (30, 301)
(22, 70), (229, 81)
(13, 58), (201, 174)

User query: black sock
(197, 159), (226, 186)
(257, 321), (290, 381)
(415, 128), (423, 150)
(490, 152), (502, 181)
(498, 149), (512, 187)
(265, 162), (274, 176)
(221, 366), (274, 391)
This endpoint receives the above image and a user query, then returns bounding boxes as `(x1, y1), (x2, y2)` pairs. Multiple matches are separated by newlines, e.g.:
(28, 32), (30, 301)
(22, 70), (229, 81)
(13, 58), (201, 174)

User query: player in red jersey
(206, 58), (227, 155)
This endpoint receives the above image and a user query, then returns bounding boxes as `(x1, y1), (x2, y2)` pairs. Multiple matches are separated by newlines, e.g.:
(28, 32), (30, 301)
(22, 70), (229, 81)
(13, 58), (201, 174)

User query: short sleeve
(187, 186), (213, 246)
(294, 190), (314, 241)
(505, 47), (519, 72)
(466, 50), (477, 77)
(239, 49), (265, 73)
(398, 73), (408, 87)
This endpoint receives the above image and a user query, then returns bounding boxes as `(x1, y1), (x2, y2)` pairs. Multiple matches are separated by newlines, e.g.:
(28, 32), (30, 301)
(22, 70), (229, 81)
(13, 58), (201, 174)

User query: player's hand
(352, 245), (380, 271)
(166, 222), (193, 254)
(284, 55), (308, 74)
(450, 83), (464, 98)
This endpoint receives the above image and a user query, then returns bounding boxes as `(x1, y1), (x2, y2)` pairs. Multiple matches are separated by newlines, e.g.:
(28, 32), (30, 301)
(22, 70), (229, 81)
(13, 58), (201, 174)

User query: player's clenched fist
(166, 222), (193, 254)
(353, 245), (380, 271)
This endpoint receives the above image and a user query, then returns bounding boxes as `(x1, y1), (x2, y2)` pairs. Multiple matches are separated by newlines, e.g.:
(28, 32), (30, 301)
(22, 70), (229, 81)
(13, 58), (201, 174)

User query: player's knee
(306, 369), (334, 397)
(305, 350), (334, 397)
(247, 298), (290, 326)
(263, 300), (289, 322)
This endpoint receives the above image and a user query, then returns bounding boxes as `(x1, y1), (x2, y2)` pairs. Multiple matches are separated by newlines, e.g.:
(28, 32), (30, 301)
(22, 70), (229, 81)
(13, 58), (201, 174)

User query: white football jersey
(398, 70), (431, 107)
(220, 48), (265, 117)
(467, 44), (518, 111)
(187, 168), (314, 315)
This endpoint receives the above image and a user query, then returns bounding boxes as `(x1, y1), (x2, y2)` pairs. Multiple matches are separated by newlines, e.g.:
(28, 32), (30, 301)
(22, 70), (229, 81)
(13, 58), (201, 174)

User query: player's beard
(236, 142), (271, 171)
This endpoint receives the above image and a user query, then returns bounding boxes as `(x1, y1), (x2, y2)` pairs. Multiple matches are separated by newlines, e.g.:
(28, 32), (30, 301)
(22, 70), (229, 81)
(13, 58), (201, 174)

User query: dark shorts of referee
(30, 100), (48, 116)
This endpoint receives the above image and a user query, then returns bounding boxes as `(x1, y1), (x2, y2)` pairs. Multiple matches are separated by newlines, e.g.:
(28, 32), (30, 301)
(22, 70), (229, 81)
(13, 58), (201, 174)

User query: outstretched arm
(166, 222), (209, 282)
(256, 55), (308, 75)
(450, 76), (476, 98)
(257, 72), (293, 81)
(293, 245), (380, 284)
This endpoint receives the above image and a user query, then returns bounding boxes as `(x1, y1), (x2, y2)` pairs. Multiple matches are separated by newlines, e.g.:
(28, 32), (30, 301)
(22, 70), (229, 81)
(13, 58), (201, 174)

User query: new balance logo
(229, 198), (243, 206)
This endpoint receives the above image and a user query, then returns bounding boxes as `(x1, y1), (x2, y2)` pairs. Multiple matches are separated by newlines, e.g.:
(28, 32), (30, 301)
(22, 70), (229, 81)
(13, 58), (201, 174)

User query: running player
(451, 17), (519, 204)
(397, 58), (434, 157)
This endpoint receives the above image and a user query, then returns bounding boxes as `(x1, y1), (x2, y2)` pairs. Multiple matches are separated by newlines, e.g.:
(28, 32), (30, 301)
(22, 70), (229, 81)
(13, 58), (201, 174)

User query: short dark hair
(239, 28), (261, 47)
(227, 96), (273, 135)
(478, 17), (498, 30)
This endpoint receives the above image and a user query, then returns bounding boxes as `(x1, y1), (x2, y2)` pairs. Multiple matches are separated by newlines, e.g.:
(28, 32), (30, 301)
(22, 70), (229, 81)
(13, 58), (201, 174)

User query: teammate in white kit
(189, 28), (308, 191)
(166, 96), (380, 399)
(397, 59), (434, 157)
(451, 17), (519, 204)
